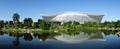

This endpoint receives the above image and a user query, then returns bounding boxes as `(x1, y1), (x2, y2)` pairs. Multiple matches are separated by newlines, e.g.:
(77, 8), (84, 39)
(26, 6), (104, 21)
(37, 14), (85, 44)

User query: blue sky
(0, 0), (120, 22)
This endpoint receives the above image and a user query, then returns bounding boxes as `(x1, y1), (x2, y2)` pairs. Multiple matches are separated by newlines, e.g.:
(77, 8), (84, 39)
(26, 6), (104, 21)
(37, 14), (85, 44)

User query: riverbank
(98, 27), (120, 30)
(1, 27), (120, 34)
(0, 28), (54, 34)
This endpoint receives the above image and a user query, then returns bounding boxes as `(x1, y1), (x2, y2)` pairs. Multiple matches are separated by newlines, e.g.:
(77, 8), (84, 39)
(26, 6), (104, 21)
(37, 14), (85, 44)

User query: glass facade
(41, 12), (104, 24)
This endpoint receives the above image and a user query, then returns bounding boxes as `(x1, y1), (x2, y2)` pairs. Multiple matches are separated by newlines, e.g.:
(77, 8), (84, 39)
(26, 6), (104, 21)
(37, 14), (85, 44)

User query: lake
(0, 30), (120, 49)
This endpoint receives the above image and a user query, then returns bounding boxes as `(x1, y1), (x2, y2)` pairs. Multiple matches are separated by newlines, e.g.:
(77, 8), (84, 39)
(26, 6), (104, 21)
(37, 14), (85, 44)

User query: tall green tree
(0, 20), (4, 28)
(12, 13), (20, 23)
(12, 13), (21, 28)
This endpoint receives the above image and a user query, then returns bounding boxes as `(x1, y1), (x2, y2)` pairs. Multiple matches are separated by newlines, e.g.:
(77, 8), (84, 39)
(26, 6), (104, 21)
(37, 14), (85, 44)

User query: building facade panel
(41, 12), (104, 24)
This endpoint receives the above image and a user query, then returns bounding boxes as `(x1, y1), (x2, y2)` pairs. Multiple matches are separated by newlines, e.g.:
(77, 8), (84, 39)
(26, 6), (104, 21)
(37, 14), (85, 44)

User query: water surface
(0, 30), (120, 49)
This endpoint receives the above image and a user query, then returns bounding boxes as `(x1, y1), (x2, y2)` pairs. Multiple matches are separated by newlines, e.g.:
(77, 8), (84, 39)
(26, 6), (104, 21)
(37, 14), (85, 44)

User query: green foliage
(14, 22), (22, 28)
(0, 20), (4, 28)
(101, 20), (120, 28)
(23, 18), (33, 28)
(12, 13), (22, 28)
(63, 21), (72, 28)
(9, 21), (14, 27)
(61, 21), (82, 30)
(33, 22), (38, 28)
(116, 20), (120, 27)
(38, 19), (48, 29)
(84, 21), (94, 27)
(50, 22), (58, 30)
(24, 33), (33, 41)
(38, 33), (49, 41)
(12, 13), (20, 23)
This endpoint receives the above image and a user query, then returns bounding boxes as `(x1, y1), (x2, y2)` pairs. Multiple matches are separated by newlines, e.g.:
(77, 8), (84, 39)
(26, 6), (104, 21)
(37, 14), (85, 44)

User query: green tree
(27, 18), (33, 27)
(116, 20), (120, 27)
(12, 13), (20, 23)
(8, 21), (14, 28)
(63, 21), (72, 28)
(72, 21), (80, 25)
(83, 21), (94, 27)
(72, 21), (80, 28)
(33, 22), (38, 28)
(23, 18), (28, 28)
(103, 21), (110, 27)
(23, 18), (33, 28)
(38, 19), (46, 29)
(15, 22), (22, 28)
(4, 21), (9, 28)
(102, 21), (116, 28)
(0, 20), (4, 28)
(12, 13), (21, 28)
(50, 22), (58, 30)
(92, 22), (100, 27)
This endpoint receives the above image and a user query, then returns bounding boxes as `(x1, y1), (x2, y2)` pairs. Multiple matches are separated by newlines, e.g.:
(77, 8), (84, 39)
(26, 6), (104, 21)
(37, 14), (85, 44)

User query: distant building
(41, 11), (104, 24)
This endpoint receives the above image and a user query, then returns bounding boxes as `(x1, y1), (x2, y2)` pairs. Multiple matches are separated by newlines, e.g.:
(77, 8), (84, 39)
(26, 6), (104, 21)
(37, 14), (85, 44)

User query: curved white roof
(41, 11), (104, 24)
(41, 11), (104, 16)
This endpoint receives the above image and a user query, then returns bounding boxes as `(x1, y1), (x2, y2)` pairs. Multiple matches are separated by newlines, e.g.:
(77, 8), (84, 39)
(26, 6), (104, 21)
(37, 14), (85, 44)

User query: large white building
(41, 11), (104, 24)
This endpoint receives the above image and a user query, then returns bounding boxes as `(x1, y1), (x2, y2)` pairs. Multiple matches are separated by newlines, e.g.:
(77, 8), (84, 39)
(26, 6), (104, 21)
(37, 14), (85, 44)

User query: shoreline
(1, 27), (120, 33)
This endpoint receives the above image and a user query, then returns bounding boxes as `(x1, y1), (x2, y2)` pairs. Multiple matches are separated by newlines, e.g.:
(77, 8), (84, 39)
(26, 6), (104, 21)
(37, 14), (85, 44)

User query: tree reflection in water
(13, 38), (19, 46)
(38, 33), (49, 41)
(11, 33), (23, 46)
(24, 33), (33, 41)
(0, 30), (120, 46)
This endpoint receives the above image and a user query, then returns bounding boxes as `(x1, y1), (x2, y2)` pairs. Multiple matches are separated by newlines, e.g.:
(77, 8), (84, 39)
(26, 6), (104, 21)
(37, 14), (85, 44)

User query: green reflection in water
(0, 29), (120, 46)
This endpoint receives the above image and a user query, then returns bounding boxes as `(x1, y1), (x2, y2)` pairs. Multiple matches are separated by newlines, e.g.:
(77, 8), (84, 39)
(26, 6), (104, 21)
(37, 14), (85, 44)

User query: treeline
(0, 13), (49, 30)
(0, 13), (120, 30)
(83, 20), (120, 28)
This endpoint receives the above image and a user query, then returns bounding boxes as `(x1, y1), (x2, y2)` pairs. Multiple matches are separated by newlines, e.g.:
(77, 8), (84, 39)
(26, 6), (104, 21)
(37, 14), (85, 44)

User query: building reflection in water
(54, 32), (106, 43)
(0, 30), (120, 46)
